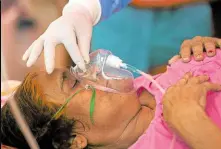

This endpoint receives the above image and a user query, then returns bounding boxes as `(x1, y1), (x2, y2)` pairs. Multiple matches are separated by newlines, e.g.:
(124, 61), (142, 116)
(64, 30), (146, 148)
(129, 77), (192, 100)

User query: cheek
(93, 93), (139, 127)
(66, 92), (122, 126)
(66, 90), (140, 128)
(65, 90), (92, 119)
(95, 103), (124, 126)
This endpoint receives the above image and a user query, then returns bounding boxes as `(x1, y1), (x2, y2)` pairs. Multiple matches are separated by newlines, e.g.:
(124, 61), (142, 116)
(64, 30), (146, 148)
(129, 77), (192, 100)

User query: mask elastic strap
(36, 86), (96, 140)
(51, 88), (85, 120)
(51, 85), (96, 124)
(87, 85), (96, 124)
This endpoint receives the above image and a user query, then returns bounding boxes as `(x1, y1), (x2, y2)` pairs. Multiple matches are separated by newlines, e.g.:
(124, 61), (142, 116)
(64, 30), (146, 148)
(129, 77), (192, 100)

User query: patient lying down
(1, 50), (221, 149)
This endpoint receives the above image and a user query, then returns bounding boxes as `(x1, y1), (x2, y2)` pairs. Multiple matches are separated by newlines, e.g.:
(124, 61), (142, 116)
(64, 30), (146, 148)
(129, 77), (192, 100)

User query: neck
(102, 90), (156, 149)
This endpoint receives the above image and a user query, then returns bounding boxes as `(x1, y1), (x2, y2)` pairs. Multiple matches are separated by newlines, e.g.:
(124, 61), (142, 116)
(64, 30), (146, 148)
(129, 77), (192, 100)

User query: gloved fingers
(75, 19), (93, 64)
(180, 39), (191, 62)
(44, 40), (57, 74)
(168, 55), (181, 65)
(26, 39), (44, 67)
(63, 37), (86, 72)
(22, 41), (35, 61)
(203, 37), (216, 57)
(191, 36), (204, 61)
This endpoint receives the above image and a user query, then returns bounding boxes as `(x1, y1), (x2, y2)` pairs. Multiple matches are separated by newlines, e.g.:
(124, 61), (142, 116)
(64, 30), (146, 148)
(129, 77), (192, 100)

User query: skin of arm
(170, 104), (221, 149)
(162, 73), (221, 149)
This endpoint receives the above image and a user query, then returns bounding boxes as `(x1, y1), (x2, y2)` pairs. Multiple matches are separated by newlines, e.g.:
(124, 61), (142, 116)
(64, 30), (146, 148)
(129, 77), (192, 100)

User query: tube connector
(106, 55), (123, 68)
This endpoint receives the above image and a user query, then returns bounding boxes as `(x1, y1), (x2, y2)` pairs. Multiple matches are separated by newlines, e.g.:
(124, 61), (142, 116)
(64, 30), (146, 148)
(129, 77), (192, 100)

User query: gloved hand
(22, 0), (101, 74)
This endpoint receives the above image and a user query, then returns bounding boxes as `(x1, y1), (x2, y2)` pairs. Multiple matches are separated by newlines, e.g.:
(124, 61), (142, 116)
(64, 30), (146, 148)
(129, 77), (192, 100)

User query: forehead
(33, 69), (63, 93)
(35, 69), (66, 95)
(37, 70), (60, 80)
(36, 68), (70, 82)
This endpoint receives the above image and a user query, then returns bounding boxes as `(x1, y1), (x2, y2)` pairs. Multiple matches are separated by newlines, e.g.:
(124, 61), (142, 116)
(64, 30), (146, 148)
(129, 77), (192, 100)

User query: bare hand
(169, 36), (221, 64)
(162, 73), (221, 128)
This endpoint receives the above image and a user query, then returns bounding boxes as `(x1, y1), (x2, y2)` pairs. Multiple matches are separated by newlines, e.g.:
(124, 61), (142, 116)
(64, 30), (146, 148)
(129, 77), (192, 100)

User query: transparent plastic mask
(70, 49), (135, 93)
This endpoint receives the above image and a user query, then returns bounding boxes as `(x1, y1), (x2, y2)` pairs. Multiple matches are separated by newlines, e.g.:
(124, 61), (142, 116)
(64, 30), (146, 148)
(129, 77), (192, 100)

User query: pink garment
(130, 49), (221, 149)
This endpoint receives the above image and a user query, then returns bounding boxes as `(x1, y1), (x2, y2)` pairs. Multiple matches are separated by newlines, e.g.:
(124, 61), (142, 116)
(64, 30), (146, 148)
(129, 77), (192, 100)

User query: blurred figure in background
(1, 0), (215, 80)
(1, 0), (31, 81)
(1, 0), (68, 81)
(92, 0), (213, 73)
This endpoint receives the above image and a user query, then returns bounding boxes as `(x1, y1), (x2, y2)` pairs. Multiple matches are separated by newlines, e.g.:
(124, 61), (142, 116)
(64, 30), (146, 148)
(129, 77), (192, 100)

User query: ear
(71, 134), (88, 149)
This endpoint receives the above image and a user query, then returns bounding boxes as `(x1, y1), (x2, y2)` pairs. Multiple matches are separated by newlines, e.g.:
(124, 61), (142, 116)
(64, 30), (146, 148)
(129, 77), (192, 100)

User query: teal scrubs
(92, 3), (212, 71)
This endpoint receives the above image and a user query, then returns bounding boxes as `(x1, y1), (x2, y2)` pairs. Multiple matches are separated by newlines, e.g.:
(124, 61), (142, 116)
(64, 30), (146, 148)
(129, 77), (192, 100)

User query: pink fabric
(130, 49), (221, 149)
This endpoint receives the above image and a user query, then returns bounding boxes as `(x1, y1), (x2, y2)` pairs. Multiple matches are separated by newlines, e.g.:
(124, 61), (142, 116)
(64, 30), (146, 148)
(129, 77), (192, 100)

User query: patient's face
(35, 68), (142, 146)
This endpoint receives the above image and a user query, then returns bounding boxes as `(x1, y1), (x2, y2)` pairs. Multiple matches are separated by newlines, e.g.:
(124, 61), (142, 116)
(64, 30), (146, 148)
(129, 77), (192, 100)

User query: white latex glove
(22, 0), (101, 74)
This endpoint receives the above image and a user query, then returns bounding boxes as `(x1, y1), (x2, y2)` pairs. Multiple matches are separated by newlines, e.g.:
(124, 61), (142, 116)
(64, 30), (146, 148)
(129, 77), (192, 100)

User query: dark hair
(1, 73), (76, 149)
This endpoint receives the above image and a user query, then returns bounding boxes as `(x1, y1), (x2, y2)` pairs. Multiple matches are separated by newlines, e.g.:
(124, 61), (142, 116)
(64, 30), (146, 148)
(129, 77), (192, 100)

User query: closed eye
(72, 80), (79, 88)
(60, 71), (79, 90)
